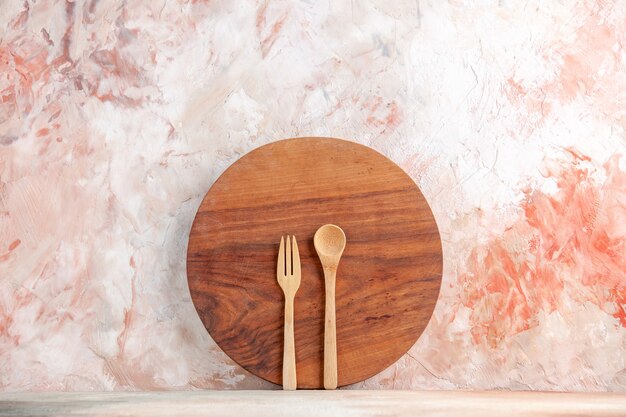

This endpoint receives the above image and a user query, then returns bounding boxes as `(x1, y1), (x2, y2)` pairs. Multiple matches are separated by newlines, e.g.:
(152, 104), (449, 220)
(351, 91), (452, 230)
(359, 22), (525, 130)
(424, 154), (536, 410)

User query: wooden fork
(277, 235), (301, 390)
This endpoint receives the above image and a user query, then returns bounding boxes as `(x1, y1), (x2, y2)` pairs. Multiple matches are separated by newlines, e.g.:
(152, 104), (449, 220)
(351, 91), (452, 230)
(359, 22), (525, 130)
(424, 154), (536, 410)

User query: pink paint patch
(505, 3), (626, 129)
(459, 152), (626, 347)
(363, 96), (403, 134)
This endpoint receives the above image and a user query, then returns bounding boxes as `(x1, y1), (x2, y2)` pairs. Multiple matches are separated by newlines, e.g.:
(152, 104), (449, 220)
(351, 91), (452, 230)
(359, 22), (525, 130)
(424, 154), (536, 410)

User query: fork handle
(323, 268), (338, 390)
(283, 295), (297, 390)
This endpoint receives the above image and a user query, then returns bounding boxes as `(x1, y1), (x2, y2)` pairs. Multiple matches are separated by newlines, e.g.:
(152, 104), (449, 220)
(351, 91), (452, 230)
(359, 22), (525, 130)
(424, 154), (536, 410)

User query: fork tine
(285, 235), (292, 275)
(292, 236), (300, 277)
(277, 236), (285, 278)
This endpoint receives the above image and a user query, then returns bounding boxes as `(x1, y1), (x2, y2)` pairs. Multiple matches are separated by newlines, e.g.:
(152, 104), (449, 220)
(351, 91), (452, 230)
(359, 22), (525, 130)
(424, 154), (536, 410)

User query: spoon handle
(323, 267), (337, 389)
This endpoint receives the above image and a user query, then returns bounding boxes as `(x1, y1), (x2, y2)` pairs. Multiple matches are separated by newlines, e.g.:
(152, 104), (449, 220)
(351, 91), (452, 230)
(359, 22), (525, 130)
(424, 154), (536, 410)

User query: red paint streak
(116, 277), (137, 357)
(8, 239), (21, 251)
(87, 47), (144, 106)
(564, 147), (592, 162)
(37, 137), (52, 156)
(460, 152), (626, 347)
(0, 312), (13, 338)
(261, 14), (287, 57)
(5, 44), (46, 76)
(93, 92), (142, 107)
(256, 1), (289, 57)
(1, 288), (37, 346)
(50, 0), (75, 67)
(0, 41), (50, 119)
(611, 288), (626, 327)
(36, 128), (49, 137)
(90, 49), (140, 79)
(0, 239), (22, 261)
(255, 0), (269, 30)
(41, 28), (54, 46)
(10, 1), (29, 29)
(53, 311), (76, 331)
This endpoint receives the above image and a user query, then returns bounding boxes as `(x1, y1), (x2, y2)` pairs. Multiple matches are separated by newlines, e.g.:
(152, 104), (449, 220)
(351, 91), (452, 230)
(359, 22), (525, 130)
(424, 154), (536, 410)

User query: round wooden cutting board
(187, 137), (442, 388)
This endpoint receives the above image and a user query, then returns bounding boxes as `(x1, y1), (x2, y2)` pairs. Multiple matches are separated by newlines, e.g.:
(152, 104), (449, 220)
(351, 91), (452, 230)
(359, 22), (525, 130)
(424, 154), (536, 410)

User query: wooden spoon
(314, 224), (346, 390)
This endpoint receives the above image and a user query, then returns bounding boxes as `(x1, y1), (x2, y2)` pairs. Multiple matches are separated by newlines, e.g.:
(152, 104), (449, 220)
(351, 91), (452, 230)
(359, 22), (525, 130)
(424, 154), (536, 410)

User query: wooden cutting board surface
(187, 137), (443, 388)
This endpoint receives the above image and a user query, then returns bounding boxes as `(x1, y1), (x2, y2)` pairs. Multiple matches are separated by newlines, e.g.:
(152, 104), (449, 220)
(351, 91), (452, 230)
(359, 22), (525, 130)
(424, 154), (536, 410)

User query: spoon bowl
(314, 224), (346, 261)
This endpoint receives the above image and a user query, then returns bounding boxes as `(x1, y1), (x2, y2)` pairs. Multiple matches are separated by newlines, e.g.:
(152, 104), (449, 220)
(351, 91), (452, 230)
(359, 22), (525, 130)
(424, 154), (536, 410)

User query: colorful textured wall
(1, 0), (625, 391)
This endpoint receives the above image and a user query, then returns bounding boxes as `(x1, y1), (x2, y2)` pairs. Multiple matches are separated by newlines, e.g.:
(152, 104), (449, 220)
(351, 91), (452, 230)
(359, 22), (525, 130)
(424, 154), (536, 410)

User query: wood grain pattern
(187, 137), (443, 388)
(3, 391), (626, 417)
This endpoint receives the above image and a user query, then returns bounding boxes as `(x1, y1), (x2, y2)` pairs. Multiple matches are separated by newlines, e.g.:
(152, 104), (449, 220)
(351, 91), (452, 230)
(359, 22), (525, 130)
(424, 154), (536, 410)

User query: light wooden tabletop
(1, 390), (625, 417)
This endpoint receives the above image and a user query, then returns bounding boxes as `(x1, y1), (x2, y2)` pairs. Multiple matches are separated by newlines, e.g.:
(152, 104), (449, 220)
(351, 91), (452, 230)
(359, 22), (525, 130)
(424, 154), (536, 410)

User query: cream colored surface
(1, 391), (626, 417)
(1, 0), (625, 391)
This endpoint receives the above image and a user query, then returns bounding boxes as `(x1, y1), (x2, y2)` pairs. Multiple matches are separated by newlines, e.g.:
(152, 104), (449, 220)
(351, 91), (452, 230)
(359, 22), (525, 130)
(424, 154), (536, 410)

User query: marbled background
(1, 0), (625, 391)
